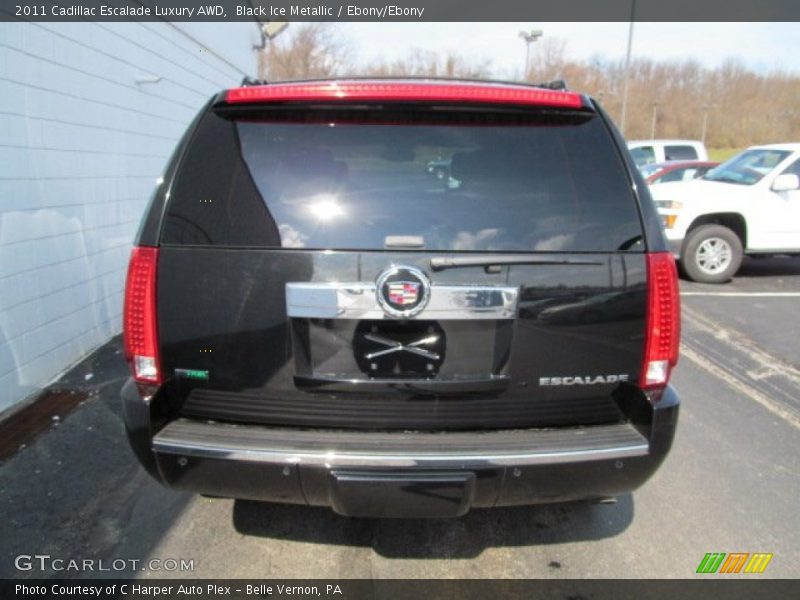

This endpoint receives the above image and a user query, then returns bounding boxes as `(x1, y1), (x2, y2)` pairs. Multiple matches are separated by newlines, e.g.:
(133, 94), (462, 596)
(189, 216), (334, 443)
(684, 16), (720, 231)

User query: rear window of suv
(664, 145), (699, 160)
(161, 106), (643, 252)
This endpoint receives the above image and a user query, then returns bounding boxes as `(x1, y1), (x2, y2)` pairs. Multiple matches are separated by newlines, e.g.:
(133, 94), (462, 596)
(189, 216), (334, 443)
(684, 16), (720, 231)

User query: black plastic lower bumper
(122, 379), (679, 518)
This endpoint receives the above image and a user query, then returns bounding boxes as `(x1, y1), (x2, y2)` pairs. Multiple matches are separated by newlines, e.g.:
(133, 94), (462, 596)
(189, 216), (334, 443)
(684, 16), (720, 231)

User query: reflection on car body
(537, 290), (645, 325)
(639, 160), (719, 185)
(425, 157), (452, 179)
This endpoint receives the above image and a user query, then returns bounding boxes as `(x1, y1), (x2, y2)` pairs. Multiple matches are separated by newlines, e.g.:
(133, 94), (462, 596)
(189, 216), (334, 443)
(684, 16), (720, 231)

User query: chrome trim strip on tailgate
(286, 282), (519, 320)
(153, 420), (649, 468)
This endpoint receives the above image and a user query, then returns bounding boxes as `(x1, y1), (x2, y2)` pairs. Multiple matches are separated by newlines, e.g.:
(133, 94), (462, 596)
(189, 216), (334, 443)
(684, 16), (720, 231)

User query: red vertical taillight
(123, 246), (161, 384)
(641, 252), (681, 390)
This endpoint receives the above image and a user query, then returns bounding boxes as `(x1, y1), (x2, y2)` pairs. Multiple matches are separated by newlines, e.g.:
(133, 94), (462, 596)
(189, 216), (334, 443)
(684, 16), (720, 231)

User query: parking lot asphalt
(0, 256), (798, 579)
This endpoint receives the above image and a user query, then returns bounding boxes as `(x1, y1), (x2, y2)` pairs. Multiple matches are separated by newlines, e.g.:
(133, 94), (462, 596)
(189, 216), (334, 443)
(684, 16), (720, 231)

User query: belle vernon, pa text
(16, 584), (343, 597)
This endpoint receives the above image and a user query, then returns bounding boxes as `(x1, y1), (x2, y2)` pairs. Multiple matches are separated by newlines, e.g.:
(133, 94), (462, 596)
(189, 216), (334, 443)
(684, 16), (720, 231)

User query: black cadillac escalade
(122, 79), (681, 518)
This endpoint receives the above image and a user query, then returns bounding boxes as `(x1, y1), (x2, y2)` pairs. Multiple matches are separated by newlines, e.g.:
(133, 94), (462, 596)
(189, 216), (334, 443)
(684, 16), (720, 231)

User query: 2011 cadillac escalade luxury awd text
(122, 79), (681, 518)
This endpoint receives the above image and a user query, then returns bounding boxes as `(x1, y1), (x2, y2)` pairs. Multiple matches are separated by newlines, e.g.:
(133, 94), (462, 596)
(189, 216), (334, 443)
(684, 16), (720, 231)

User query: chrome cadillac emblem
(387, 282), (420, 306)
(376, 266), (431, 318)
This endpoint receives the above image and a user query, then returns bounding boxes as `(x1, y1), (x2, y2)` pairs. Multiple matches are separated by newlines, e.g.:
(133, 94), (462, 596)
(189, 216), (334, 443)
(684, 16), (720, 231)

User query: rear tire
(680, 224), (743, 283)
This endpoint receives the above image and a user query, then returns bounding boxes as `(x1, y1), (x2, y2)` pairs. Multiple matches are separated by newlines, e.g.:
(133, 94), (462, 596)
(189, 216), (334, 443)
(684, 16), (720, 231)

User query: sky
(334, 22), (800, 78)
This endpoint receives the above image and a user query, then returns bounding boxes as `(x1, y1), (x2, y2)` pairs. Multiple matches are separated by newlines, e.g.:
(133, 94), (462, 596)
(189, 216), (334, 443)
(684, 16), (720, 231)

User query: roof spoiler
(224, 80), (583, 109)
(239, 76), (568, 91)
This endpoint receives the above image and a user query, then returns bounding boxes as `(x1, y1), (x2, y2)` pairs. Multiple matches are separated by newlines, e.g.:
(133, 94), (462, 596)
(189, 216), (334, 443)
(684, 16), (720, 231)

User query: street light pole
(597, 90), (616, 104)
(262, 21), (289, 40)
(701, 104), (712, 143)
(650, 102), (659, 140)
(619, 0), (636, 136)
(519, 29), (543, 81)
(256, 21), (289, 80)
(525, 44), (531, 79)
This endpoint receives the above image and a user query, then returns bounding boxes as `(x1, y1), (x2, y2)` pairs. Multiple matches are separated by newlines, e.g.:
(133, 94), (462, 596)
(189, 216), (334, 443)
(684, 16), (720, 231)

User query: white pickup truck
(650, 143), (800, 283)
(628, 139), (708, 167)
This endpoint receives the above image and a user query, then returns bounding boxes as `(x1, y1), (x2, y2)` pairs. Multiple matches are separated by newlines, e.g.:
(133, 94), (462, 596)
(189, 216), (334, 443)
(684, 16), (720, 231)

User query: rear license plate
(329, 471), (475, 518)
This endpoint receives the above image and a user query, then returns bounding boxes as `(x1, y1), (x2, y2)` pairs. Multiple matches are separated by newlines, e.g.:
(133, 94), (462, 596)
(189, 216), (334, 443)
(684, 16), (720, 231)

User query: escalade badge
(539, 374), (630, 386)
(376, 265), (431, 318)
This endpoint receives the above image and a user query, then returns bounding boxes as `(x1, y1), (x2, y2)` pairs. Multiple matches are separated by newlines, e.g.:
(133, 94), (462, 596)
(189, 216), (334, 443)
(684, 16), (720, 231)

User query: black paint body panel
(156, 247), (647, 430)
(122, 84), (681, 515)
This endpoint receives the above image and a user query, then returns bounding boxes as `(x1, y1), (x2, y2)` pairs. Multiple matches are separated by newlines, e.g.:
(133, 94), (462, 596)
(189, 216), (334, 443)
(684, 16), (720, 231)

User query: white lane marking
(681, 345), (800, 431)
(681, 305), (800, 429)
(681, 292), (800, 297)
(682, 306), (800, 387)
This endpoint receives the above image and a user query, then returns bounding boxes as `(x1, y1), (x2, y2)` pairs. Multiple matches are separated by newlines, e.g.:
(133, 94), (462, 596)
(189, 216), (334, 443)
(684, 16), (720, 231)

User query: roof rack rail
(240, 76), (268, 87)
(535, 79), (567, 91)
(236, 76), (568, 92)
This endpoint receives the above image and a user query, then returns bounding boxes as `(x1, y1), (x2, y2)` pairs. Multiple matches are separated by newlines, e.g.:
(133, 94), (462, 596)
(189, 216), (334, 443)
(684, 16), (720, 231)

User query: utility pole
(701, 104), (712, 143)
(597, 90), (616, 104)
(650, 102), (659, 140)
(257, 21), (289, 80)
(619, 0), (636, 136)
(519, 29), (543, 81)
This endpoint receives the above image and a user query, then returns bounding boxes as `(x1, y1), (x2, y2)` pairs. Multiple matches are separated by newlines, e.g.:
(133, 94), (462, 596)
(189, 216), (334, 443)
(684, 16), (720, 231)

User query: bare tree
(256, 27), (800, 149)
(258, 23), (350, 81)
(531, 37), (568, 82)
(363, 49), (491, 79)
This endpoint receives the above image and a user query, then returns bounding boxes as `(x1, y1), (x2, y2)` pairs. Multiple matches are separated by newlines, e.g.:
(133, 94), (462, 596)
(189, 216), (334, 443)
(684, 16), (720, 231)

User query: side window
(630, 146), (655, 166)
(658, 168), (686, 183)
(752, 151), (786, 170)
(665, 145), (698, 161)
(780, 158), (800, 177)
(656, 168), (698, 184)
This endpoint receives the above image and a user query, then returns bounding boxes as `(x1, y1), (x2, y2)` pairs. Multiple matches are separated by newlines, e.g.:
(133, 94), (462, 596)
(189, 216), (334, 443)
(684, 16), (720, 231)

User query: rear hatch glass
(162, 106), (642, 252)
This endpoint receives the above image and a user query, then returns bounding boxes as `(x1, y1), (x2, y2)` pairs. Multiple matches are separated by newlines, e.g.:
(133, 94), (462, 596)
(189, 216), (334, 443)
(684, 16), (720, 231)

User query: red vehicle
(641, 160), (719, 185)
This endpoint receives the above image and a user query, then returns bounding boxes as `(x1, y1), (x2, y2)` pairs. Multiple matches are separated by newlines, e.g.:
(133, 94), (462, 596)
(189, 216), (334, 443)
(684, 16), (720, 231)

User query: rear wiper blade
(430, 255), (604, 271)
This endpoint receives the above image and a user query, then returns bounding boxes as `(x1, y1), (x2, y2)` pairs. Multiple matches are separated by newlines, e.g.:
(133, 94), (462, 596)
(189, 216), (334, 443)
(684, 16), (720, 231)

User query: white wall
(0, 21), (260, 412)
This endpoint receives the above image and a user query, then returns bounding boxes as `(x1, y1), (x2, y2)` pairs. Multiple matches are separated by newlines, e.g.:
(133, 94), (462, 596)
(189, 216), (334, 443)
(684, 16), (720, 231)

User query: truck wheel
(681, 224), (743, 283)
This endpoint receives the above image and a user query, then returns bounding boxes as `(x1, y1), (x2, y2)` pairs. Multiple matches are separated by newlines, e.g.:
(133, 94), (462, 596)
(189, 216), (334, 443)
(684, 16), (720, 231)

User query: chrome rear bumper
(152, 418), (649, 469)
